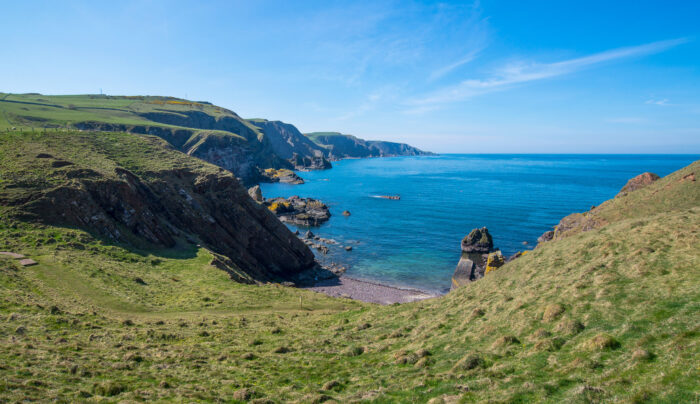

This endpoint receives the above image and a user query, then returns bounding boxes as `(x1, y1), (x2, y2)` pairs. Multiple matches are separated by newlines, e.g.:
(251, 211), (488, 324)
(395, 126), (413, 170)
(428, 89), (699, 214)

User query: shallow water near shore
(261, 154), (698, 294)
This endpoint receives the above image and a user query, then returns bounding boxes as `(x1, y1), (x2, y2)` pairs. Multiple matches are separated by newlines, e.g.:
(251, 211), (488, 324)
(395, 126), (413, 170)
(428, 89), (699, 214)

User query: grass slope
(0, 129), (698, 402)
(0, 92), (255, 141)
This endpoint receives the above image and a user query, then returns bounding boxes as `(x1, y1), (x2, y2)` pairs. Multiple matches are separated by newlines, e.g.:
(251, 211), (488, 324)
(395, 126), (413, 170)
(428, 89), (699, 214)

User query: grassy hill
(0, 93), (296, 184)
(0, 93), (241, 134)
(0, 124), (697, 402)
(0, 130), (316, 284)
(0, 94), (431, 184)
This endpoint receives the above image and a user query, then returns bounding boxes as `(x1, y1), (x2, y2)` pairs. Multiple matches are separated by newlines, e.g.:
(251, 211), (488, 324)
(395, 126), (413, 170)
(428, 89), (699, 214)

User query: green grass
(0, 128), (698, 402)
(0, 93), (252, 142)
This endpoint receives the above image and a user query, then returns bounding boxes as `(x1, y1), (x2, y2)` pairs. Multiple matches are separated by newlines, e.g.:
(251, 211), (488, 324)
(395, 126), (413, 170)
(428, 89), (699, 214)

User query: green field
(0, 93), (256, 143)
(0, 127), (698, 402)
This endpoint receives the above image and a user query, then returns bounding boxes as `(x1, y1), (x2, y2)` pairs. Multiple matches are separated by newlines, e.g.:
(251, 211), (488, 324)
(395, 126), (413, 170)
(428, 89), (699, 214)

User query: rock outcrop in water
(451, 227), (496, 290)
(260, 168), (305, 184)
(460, 227), (493, 253)
(264, 196), (331, 226)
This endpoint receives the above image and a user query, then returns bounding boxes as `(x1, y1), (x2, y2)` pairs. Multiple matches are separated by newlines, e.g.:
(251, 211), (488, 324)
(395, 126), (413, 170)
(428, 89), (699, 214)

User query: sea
(260, 154), (698, 294)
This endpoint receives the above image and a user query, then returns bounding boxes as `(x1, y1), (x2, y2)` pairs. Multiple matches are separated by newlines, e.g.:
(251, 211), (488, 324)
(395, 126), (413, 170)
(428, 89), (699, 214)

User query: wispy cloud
(645, 98), (669, 106)
(407, 38), (689, 110)
(336, 87), (395, 120)
(428, 48), (482, 82)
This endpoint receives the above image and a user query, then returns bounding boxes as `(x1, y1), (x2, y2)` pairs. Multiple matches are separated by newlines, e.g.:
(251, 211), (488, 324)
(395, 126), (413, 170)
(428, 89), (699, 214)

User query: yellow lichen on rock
(267, 201), (291, 213)
(485, 251), (505, 274)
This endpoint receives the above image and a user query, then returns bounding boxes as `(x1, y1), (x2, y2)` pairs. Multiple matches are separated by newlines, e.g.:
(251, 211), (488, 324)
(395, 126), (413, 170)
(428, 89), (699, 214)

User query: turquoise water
(260, 154), (698, 293)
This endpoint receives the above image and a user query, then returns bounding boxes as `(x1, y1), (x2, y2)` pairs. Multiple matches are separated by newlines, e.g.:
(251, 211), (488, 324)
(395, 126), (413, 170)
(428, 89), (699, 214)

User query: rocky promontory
(304, 132), (434, 160)
(536, 171), (664, 247)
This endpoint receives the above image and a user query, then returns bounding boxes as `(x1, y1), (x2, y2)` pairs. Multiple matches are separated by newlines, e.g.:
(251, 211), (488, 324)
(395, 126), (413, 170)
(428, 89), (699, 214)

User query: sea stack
(451, 227), (495, 290)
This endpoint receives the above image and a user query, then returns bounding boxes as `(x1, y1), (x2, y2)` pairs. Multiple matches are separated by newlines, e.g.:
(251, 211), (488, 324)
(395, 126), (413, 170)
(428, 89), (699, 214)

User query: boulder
(537, 230), (554, 244)
(461, 227), (493, 253)
(485, 251), (505, 274)
(304, 230), (315, 239)
(247, 185), (263, 203)
(617, 172), (660, 197)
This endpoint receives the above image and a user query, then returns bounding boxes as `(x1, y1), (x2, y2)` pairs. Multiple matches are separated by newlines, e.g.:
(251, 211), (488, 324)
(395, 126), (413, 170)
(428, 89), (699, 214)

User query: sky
(2, 0), (699, 153)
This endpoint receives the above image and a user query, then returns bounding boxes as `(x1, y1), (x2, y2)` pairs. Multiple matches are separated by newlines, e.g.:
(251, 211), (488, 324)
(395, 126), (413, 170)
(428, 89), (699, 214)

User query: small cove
(261, 154), (698, 294)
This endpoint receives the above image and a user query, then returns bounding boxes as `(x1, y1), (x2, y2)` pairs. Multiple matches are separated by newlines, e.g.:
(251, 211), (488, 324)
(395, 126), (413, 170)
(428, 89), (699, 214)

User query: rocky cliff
(0, 131), (316, 283)
(248, 119), (332, 170)
(304, 132), (434, 160)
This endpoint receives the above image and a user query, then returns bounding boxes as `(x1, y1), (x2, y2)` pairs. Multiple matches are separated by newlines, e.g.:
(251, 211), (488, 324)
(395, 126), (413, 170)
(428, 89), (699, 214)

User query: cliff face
(72, 120), (289, 186)
(249, 120), (331, 170)
(0, 131), (316, 283)
(304, 132), (434, 160)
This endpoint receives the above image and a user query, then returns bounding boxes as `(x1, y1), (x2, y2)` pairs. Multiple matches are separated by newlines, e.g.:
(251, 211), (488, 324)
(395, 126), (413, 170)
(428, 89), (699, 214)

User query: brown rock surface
(0, 252), (25, 259)
(617, 172), (660, 197)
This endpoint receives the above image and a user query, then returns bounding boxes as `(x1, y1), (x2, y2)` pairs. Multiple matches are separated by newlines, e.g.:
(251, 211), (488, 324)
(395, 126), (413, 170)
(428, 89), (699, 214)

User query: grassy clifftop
(0, 93), (432, 183)
(0, 93), (247, 136)
(0, 93), (291, 184)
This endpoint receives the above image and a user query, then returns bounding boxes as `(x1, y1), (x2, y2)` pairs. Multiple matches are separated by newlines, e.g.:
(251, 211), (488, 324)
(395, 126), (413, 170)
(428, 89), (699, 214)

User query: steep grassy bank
(0, 130), (315, 283)
(0, 130), (697, 402)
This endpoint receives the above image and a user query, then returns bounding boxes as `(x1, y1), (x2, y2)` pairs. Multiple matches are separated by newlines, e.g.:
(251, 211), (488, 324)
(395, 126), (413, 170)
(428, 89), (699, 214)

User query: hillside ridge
(0, 93), (431, 184)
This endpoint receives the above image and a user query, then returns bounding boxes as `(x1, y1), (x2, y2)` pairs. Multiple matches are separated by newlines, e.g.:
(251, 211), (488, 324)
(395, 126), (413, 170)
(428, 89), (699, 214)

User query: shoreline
(305, 275), (440, 305)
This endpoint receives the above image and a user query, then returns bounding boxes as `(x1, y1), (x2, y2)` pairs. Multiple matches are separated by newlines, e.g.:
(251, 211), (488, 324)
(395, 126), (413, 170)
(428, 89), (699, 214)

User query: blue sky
(2, 0), (699, 153)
